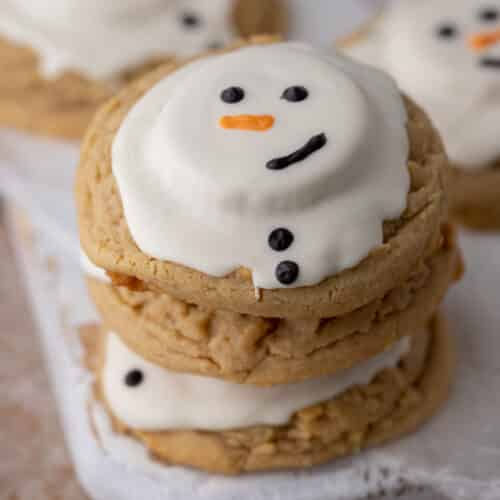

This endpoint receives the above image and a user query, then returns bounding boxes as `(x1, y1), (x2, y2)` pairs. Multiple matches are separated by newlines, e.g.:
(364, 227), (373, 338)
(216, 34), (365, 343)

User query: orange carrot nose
(219, 114), (275, 132)
(469, 29), (500, 51)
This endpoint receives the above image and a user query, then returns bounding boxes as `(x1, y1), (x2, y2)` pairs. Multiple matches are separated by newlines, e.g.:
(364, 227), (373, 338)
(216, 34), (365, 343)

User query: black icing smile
(480, 57), (500, 69)
(266, 133), (327, 171)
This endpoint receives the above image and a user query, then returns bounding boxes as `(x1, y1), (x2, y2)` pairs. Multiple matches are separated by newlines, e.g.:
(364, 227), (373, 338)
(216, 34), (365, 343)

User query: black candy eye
(281, 86), (309, 102)
(221, 86), (245, 104)
(124, 369), (144, 387)
(436, 23), (459, 39)
(479, 7), (500, 22)
(180, 11), (201, 29)
(268, 228), (294, 252)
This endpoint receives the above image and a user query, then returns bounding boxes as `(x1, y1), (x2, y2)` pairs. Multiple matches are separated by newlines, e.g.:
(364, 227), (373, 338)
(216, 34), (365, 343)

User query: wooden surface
(0, 209), (87, 500)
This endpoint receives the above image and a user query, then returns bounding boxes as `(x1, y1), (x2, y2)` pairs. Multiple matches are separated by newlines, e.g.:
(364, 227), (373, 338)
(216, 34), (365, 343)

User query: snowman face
(387, 0), (500, 89)
(113, 43), (409, 289)
(10, 0), (234, 79)
(148, 45), (369, 213)
(15, 0), (234, 52)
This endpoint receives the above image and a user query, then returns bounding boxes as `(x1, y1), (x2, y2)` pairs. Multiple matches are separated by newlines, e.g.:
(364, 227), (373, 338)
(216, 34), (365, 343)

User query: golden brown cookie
(0, 1), (286, 139)
(86, 242), (460, 385)
(76, 37), (449, 318)
(84, 315), (452, 475)
(447, 162), (500, 231)
(0, 37), (113, 139)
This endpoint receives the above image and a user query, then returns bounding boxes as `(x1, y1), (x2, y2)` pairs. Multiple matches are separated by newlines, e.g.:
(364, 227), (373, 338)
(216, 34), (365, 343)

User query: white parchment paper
(5, 142), (500, 500)
(1, 2), (499, 498)
(8, 204), (499, 500)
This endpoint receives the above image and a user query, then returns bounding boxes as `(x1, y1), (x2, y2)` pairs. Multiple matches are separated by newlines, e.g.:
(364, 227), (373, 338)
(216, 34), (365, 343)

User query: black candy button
(275, 261), (299, 285)
(268, 228), (294, 252)
(124, 369), (144, 387)
(221, 86), (245, 104)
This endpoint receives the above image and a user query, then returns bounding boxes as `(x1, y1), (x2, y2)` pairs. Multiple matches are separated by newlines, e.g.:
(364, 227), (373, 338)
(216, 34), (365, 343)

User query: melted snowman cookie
(0, 0), (235, 79)
(102, 331), (411, 431)
(113, 43), (409, 290)
(345, 0), (500, 169)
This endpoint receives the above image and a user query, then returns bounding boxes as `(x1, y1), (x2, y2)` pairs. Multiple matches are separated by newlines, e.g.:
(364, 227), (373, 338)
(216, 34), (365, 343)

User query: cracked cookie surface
(87, 242), (460, 385)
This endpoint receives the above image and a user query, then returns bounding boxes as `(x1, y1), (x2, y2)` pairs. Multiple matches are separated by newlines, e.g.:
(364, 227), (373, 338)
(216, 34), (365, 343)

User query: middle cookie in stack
(77, 39), (462, 475)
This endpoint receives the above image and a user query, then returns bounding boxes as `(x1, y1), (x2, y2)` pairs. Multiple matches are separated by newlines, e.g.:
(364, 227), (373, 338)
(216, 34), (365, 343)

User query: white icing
(113, 43), (409, 290)
(102, 332), (411, 431)
(345, 0), (500, 169)
(80, 250), (110, 283)
(0, 0), (235, 79)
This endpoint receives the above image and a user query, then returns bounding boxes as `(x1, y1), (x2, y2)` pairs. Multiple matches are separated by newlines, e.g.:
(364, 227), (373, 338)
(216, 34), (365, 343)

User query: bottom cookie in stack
(81, 316), (452, 475)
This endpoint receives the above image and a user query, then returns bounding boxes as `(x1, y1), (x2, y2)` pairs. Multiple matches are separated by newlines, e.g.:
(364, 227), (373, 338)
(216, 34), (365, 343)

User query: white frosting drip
(0, 0), (235, 79)
(80, 250), (110, 283)
(113, 43), (409, 290)
(345, 0), (500, 169)
(102, 332), (412, 431)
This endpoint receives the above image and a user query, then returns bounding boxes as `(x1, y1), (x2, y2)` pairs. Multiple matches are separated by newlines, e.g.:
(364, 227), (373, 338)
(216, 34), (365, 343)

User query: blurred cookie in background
(0, 0), (286, 139)
(341, 0), (500, 230)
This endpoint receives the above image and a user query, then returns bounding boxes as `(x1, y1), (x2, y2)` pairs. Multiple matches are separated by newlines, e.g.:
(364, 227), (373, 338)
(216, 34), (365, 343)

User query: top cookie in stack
(76, 39), (461, 473)
(0, 0), (286, 139)
(77, 38), (457, 310)
(77, 37), (460, 380)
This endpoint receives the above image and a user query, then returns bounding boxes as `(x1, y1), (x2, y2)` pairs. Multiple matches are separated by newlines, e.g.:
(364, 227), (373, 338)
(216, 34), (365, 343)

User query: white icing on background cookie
(113, 43), (409, 290)
(102, 332), (411, 431)
(0, 0), (235, 79)
(345, 0), (500, 169)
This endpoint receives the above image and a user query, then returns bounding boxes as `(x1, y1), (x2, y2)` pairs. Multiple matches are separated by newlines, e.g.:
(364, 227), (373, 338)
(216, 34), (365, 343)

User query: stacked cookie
(76, 39), (462, 475)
